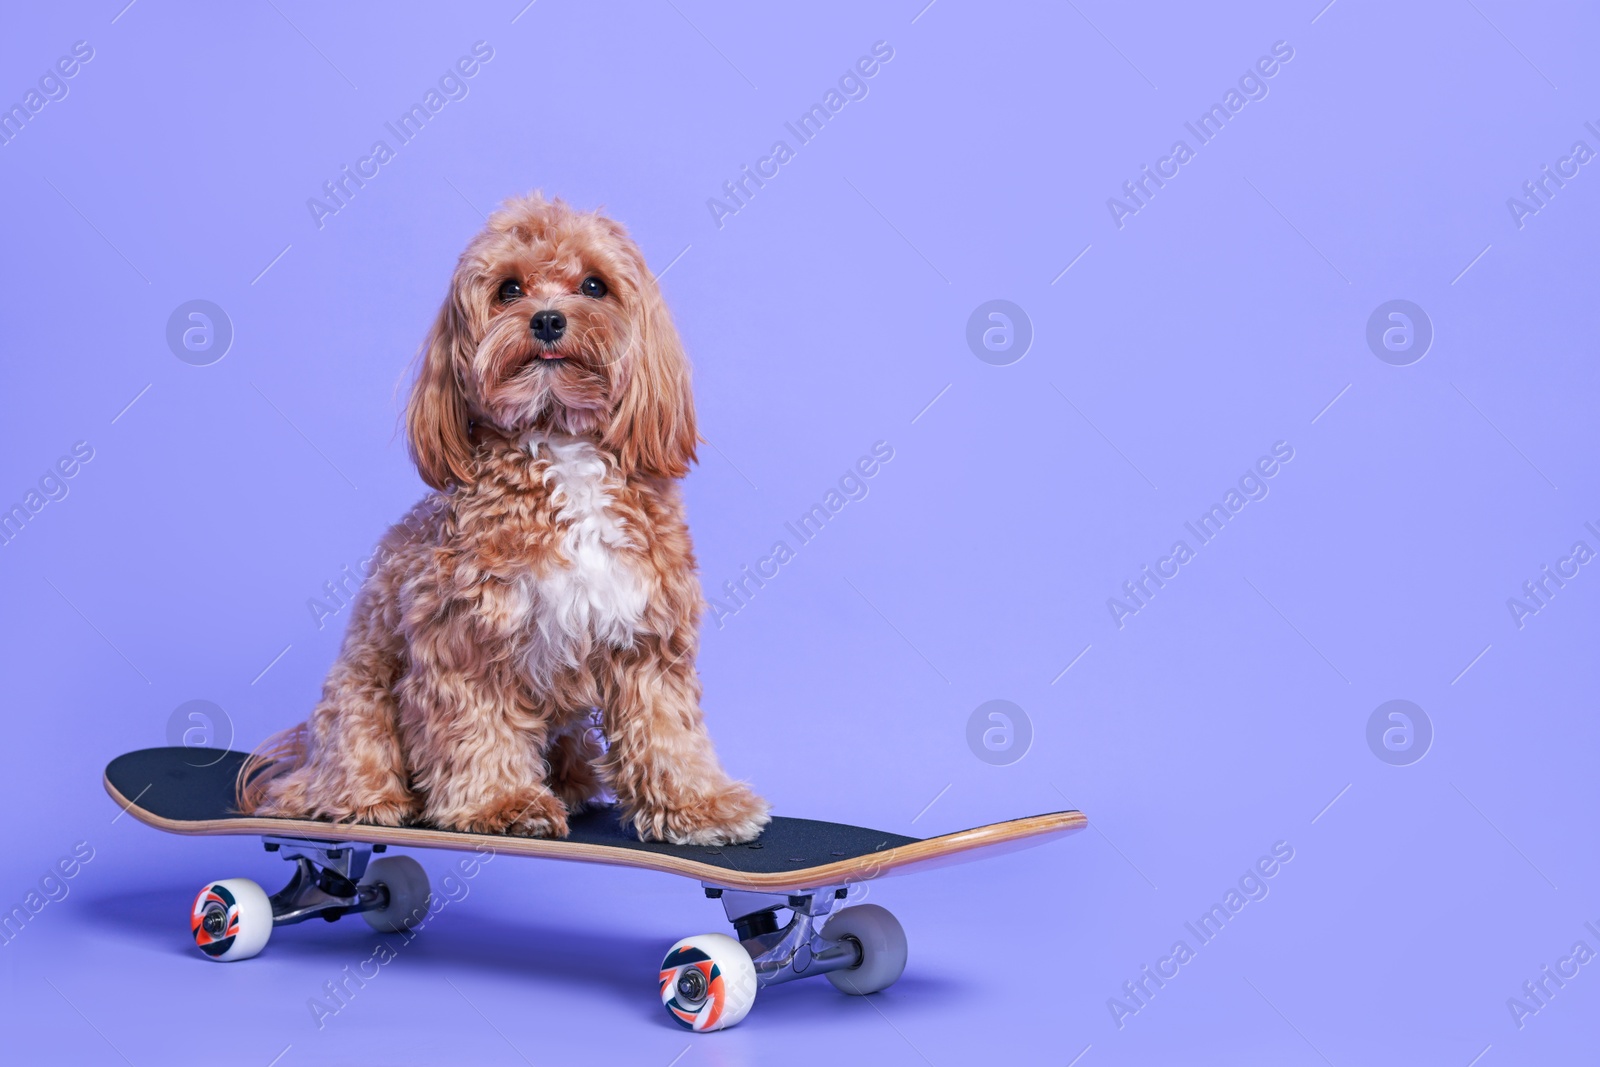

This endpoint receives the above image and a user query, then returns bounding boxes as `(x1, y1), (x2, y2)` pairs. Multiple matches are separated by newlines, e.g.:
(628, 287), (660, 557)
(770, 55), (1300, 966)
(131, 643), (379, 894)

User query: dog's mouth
(514, 349), (569, 372)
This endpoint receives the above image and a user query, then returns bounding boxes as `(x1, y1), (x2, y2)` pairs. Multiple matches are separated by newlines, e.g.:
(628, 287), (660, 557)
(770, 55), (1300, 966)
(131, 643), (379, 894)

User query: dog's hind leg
(251, 593), (418, 826)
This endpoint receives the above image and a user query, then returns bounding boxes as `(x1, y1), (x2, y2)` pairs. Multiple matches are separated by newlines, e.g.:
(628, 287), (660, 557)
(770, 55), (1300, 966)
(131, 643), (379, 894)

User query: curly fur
(237, 194), (769, 846)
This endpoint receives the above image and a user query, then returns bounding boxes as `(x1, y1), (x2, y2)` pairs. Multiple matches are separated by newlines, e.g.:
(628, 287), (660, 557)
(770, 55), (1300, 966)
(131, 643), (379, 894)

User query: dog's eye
(497, 279), (524, 303)
(580, 276), (608, 299)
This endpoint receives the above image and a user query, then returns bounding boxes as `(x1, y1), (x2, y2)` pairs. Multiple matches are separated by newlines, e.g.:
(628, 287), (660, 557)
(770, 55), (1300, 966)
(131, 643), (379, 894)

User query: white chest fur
(516, 434), (649, 684)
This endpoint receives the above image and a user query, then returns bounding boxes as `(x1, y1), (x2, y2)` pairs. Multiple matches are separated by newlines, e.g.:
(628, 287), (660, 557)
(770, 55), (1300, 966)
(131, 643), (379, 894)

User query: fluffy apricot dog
(238, 194), (769, 846)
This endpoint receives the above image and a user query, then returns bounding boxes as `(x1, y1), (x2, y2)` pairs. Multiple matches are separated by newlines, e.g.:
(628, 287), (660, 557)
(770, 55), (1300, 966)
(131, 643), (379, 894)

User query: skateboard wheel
(822, 904), (907, 995)
(190, 878), (273, 962)
(358, 855), (431, 933)
(658, 933), (757, 1032)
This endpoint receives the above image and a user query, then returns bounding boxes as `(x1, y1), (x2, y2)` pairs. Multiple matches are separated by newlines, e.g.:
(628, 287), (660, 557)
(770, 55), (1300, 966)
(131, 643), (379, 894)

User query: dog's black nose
(530, 309), (566, 343)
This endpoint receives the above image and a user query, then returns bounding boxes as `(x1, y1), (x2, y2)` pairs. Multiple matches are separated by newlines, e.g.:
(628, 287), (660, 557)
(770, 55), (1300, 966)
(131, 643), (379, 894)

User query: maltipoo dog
(238, 194), (769, 846)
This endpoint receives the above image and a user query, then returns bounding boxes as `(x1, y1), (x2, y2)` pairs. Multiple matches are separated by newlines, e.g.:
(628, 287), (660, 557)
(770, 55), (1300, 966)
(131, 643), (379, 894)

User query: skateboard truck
(261, 838), (388, 926)
(702, 884), (862, 987)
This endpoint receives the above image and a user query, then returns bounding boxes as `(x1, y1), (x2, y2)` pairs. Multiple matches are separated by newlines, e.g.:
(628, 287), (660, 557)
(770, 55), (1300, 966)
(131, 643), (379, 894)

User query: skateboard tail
(233, 723), (308, 814)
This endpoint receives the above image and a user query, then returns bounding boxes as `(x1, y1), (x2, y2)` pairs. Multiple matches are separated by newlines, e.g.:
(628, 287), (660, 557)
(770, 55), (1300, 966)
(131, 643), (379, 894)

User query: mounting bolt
(703, 887), (723, 898)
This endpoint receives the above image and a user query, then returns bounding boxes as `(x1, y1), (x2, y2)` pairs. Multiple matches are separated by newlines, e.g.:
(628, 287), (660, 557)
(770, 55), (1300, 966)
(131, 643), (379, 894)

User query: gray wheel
(822, 904), (907, 994)
(358, 855), (431, 933)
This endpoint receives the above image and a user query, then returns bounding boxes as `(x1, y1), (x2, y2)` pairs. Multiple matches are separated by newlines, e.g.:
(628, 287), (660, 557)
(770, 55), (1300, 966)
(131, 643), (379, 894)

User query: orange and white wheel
(190, 877), (272, 961)
(658, 933), (757, 1032)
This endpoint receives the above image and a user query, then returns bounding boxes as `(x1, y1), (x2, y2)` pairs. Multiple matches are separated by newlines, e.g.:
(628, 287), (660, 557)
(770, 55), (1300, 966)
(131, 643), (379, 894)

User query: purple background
(3, 1), (1598, 1063)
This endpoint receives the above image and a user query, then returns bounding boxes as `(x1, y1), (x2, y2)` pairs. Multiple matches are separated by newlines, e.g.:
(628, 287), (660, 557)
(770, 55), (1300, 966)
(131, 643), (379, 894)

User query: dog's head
(406, 194), (696, 489)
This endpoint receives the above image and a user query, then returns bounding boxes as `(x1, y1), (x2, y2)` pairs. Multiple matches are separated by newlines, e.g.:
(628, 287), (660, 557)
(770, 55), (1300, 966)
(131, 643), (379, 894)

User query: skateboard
(105, 746), (1085, 1031)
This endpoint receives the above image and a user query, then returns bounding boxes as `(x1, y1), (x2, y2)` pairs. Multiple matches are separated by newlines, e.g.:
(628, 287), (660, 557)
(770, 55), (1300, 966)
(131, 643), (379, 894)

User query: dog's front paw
(632, 781), (771, 846)
(447, 789), (570, 839)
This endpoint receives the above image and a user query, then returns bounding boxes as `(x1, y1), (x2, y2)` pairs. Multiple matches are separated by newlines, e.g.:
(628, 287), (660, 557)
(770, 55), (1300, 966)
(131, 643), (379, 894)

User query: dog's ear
(405, 294), (474, 491)
(603, 267), (698, 480)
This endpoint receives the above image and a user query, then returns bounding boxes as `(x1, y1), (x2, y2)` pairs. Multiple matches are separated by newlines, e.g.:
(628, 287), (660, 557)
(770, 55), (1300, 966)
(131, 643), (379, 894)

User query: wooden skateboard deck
(105, 747), (1084, 893)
